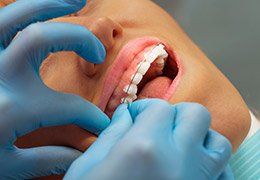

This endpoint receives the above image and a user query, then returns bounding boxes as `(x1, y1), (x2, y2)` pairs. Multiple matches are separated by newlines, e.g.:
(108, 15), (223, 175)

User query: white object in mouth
(121, 44), (168, 104)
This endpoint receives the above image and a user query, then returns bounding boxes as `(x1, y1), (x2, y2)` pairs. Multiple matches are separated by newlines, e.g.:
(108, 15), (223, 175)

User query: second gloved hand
(65, 99), (233, 180)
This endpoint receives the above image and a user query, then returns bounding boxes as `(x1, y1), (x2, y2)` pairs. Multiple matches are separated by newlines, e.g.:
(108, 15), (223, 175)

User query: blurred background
(154, 0), (260, 116)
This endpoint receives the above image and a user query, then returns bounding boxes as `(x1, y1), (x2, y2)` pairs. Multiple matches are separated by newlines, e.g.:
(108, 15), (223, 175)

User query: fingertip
(81, 35), (106, 64)
(96, 41), (106, 63)
(63, 93), (111, 135)
(72, 97), (110, 135)
(87, 101), (110, 129)
(115, 104), (128, 112)
(93, 113), (111, 135)
(111, 104), (131, 123)
(128, 98), (167, 118)
(205, 130), (232, 163)
(218, 137), (232, 160)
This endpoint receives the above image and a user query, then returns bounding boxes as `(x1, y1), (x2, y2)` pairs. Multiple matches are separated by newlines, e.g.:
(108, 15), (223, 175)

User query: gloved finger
(0, 0), (85, 49)
(204, 129), (232, 173)
(173, 103), (211, 146)
(7, 91), (110, 145)
(217, 165), (235, 180)
(65, 104), (133, 179)
(2, 22), (105, 77)
(127, 99), (175, 135)
(0, 146), (81, 179)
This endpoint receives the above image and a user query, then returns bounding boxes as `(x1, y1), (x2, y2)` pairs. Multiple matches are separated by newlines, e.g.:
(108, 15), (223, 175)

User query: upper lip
(98, 36), (180, 111)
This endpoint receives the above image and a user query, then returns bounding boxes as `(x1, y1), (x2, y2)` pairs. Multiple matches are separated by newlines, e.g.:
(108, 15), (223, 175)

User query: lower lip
(98, 37), (183, 116)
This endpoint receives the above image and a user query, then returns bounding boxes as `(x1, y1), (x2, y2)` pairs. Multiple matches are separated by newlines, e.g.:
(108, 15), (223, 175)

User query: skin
(1, 0), (251, 178)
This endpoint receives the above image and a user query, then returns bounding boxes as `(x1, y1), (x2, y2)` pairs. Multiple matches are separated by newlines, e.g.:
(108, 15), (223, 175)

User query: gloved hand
(65, 99), (233, 180)
(0, 0), (110, 179)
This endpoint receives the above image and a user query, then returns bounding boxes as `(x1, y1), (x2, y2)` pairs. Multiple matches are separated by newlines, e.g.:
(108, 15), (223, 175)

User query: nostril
(113, 29), (118, 38)
(90, 17), (123, 49)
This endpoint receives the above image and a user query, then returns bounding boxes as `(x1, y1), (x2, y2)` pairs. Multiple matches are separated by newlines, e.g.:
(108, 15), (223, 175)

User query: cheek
(48, 16), (94, 29)
(15, 125), (97, 152)
(40, 52), (94, 100)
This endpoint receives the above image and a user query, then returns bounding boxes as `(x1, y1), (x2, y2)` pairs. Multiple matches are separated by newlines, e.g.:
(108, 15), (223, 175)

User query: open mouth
(98, 37), (182, 118)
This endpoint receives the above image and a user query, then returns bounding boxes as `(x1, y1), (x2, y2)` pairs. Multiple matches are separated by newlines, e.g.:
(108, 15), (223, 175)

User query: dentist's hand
(65, 99), (233, 180)
(0, 0), (109, 179)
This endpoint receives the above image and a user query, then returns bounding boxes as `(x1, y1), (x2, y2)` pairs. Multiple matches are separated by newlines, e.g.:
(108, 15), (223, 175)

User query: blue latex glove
(65, 99), (233, 180)
(218, 165), (235, 180)
(0, 0), (110, 179)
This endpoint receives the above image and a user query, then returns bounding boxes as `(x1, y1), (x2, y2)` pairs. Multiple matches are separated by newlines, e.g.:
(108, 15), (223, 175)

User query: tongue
(138, 76), (172, 99)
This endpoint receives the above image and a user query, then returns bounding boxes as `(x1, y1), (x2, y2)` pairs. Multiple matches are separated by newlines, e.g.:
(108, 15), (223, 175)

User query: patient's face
(14, 0), (250, 156)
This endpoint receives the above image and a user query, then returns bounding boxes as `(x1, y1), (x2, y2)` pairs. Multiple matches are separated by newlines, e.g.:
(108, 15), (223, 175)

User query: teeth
(121, 44), (169, 105)
(153, 44), (168, 58)
(159, 49), (168, 59)
(121, 94), (137, 104)
(131, 73), (143, 85)
(156, 58), (165, 66)
(130, 94), (138, 101)
(144, 44), (168, 64)
(137, 62), (151, 75)
(145, 52), (158, 63)
(152, 45), (164, 55)
(121, 97), (133, 104)
(155, 59), (165, 75)
(123, 84), (138, 95)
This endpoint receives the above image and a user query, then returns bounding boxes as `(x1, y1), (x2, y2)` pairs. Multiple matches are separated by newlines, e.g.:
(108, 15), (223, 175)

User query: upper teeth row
(121, 44), (168, 104)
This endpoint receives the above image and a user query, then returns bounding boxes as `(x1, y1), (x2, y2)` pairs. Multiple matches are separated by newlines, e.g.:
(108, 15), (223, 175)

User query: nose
(90, 17), (123, 50)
